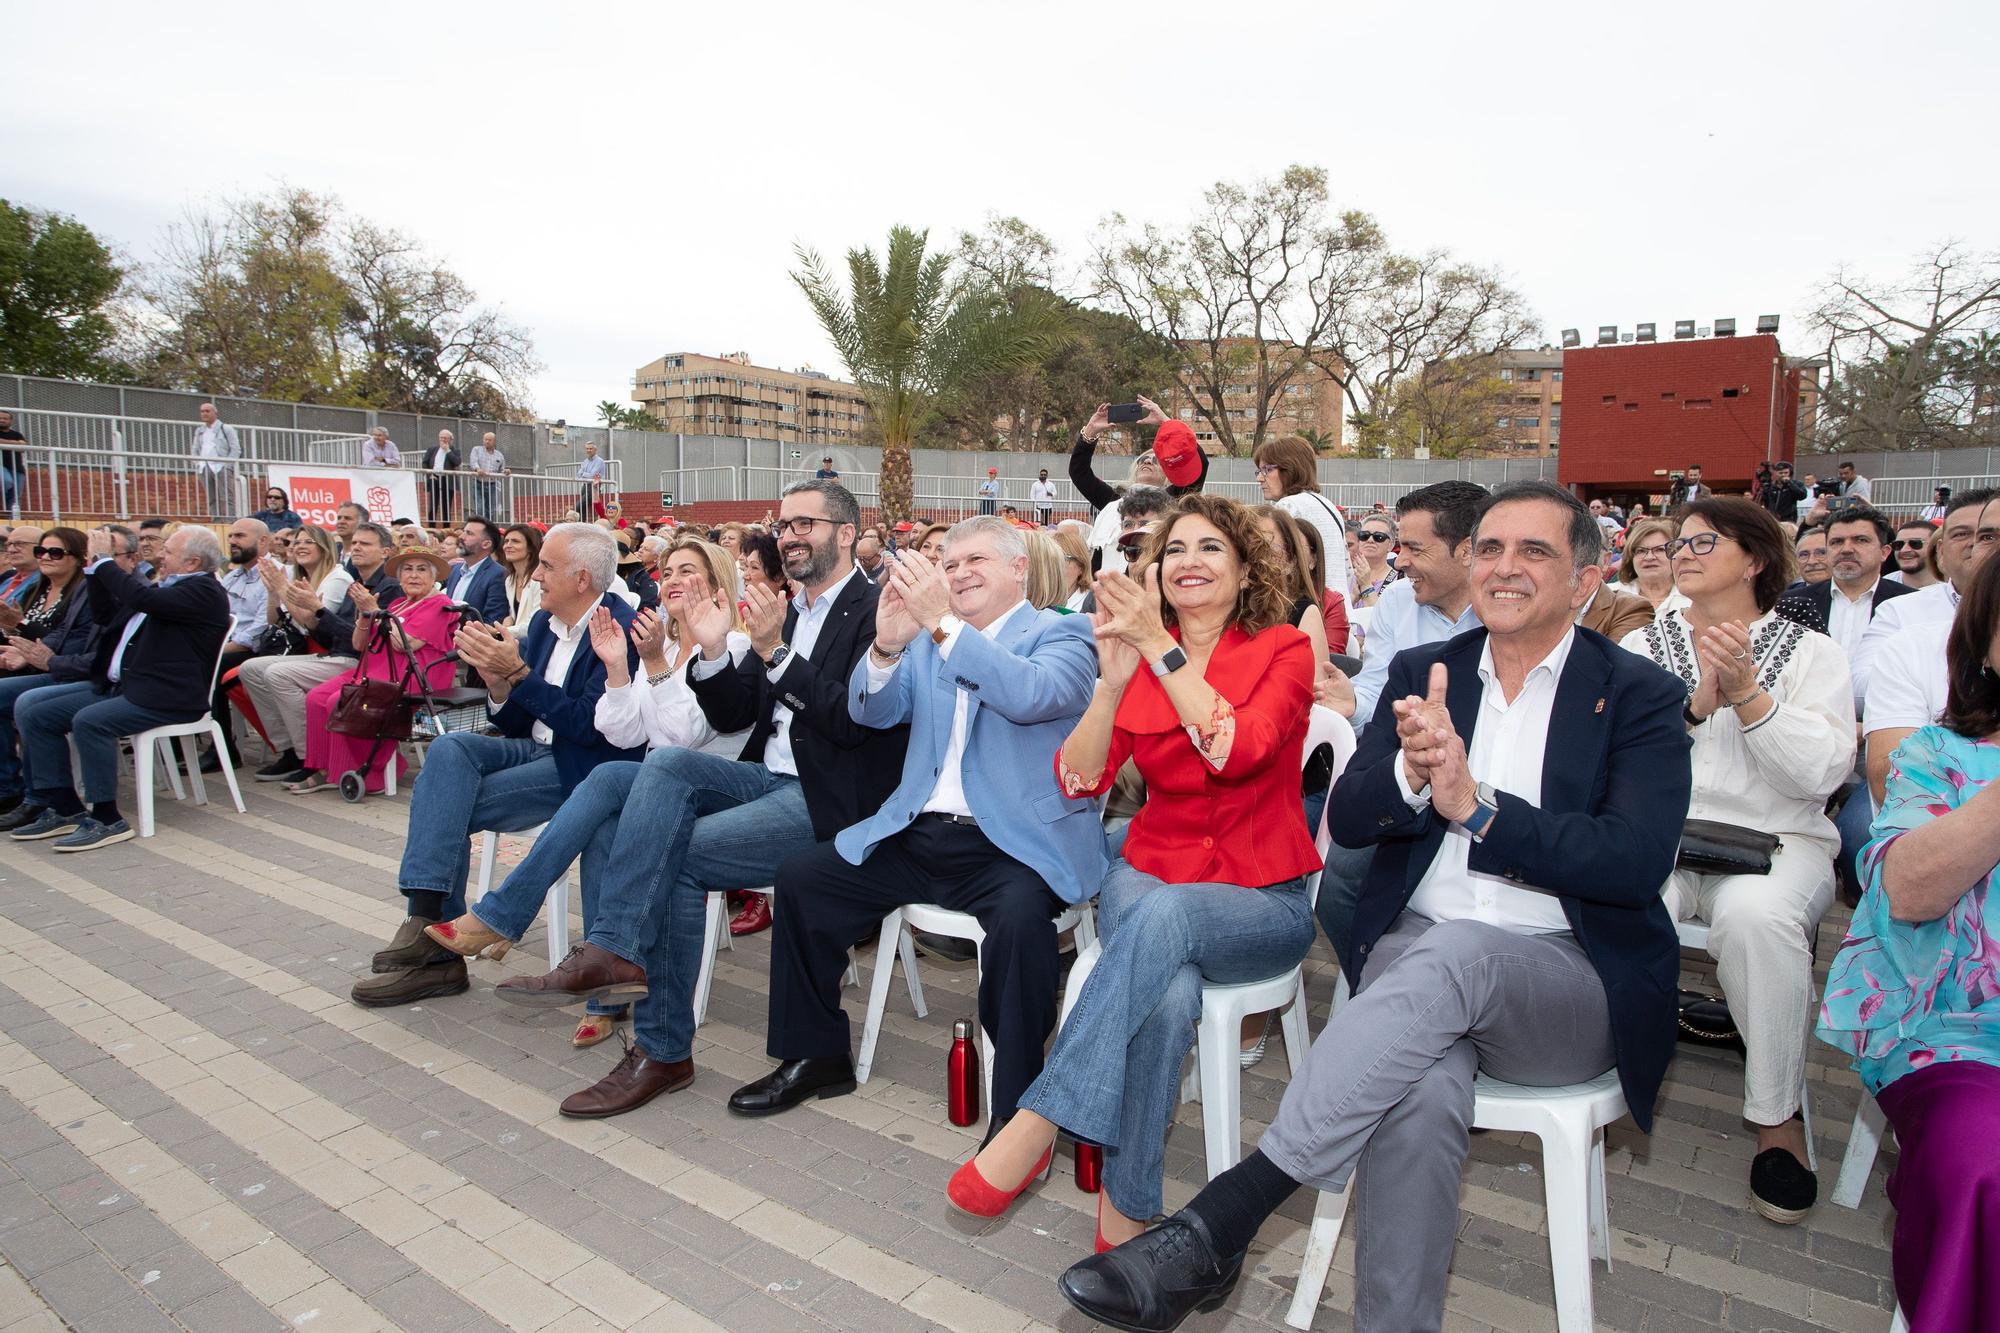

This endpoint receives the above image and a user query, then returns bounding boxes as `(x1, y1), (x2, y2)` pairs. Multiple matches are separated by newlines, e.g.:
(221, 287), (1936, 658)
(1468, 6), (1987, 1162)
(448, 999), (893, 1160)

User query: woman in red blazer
(944, 493), (1322, 1250)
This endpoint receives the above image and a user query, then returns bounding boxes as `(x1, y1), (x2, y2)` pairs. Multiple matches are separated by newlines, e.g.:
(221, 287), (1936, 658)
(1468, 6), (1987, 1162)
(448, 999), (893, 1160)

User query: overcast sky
(8, 1), (1994, 425)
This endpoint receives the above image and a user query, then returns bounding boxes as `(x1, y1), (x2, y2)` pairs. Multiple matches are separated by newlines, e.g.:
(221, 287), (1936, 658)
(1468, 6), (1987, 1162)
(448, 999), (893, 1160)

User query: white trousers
(236, 654), (350, 753)
(1663, 834), (1835, 1125)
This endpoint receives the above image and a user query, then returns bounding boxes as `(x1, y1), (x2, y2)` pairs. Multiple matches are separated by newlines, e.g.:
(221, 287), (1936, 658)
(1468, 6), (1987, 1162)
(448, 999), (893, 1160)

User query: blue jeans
(1833, 780), (1870, 900)
(558, 748), (811, 1063)
(17, 680), (189, 807)
(396, 733), (564, 919)
(0, 673), (60, 797)
(0, 466), (18, 515)
(1013, 859), (1315, 1220)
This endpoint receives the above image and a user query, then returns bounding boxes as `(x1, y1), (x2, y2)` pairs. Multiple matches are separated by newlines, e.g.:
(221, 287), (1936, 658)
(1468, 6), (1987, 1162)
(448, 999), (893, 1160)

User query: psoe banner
(267, 465), (421, 528)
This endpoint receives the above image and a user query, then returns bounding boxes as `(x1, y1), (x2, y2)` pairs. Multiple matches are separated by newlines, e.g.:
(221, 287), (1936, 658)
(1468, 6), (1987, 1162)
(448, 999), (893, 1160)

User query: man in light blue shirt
(1318, 480), (1486, 954)
(576, 442), (607, 517)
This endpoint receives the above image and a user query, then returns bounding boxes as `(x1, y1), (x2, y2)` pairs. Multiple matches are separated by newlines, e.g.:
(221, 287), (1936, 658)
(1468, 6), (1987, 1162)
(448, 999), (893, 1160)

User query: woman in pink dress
(289, 549), (458, 795)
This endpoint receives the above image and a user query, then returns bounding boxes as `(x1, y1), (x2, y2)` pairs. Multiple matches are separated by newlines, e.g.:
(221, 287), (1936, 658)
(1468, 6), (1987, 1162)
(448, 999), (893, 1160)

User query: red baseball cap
(987, 466), (999, 475)
(893, 520), (915, 532)
(1151, 420), (1202, 487)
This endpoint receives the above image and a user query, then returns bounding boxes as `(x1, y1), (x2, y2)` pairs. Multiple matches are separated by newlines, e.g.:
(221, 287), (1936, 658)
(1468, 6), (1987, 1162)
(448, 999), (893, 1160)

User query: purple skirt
(1874, 1060), (2000, 1333)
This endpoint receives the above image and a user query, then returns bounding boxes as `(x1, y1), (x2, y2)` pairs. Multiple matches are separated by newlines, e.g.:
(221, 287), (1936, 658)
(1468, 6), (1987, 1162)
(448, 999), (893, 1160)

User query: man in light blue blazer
(730, 516), (1105, 1125)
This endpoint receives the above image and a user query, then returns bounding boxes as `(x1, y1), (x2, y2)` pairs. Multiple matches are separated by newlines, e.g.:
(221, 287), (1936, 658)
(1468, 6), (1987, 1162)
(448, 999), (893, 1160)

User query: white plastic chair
(1286, 1070), (1626, 1333)
(132, 616), (247, 838)
(1166, 706), (1356, 1177)
(474, 825), (570, 968)
(854, 898), (1098, 1127)
(692, 886), (897, 1026)
(1830, 1094), (1888, 1208)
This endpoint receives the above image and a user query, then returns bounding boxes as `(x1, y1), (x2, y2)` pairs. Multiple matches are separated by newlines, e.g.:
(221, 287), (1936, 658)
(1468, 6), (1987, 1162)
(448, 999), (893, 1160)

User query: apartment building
(1494, 348), (1564, 455)
(632, 351), (870, 446)
(1159, 342), (1347, 452)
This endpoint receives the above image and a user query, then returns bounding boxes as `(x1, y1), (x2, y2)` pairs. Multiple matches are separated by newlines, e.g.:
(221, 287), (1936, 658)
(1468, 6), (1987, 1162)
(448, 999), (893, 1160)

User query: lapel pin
(1594, 697), (1605, 714)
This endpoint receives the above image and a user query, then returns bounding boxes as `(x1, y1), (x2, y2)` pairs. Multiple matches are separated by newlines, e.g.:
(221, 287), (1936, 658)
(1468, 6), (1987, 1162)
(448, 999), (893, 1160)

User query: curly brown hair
(1136, 494), (1294, 635)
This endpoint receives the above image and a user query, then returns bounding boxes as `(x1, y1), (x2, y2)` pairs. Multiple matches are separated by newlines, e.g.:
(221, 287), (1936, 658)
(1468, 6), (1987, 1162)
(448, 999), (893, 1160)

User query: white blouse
(594, 630), (753, 759)
(506, 574), (543, 639)
(315, 565), (354, 610)
(1275, 490), (1351, 600)
(1620, 610), (1856, 847)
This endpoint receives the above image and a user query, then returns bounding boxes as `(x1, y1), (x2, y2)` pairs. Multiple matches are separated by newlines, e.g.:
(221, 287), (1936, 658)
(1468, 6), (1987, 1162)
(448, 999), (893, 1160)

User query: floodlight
(1714, 318), (1737, 337)
(1597, 325), (1618, 345)
(1636, 323), (1657, 342)
(1619, 333), (1634, 343)
(1561, 328), (1580, 348)
(1674, 320), (1696, 340)
(1756, 315), (1780, 334)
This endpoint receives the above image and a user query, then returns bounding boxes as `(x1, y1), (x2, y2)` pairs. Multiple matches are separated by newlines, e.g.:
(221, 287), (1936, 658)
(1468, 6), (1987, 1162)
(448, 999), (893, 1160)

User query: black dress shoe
(1749, 1146), (1818, 1225)
(1059, 1211), (1243, 1333)
(911, 930), (977, 963)
(0, 802), (45, 833)
(727, 1057), (857, 1116)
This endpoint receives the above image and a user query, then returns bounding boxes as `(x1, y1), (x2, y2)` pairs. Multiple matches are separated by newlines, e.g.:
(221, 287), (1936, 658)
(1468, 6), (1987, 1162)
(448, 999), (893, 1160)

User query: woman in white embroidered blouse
(1619, 497), (1855, 1225)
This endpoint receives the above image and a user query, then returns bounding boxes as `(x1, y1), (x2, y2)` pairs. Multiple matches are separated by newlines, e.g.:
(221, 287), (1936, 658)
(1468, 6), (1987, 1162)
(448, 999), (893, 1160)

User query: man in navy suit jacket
(729, 515), (1101, 1124)
(1061, 482), (1692, 1333)
(444, 518), (511, 624)
(352, 522), (643, 1009)
(8, 525), (231, 851)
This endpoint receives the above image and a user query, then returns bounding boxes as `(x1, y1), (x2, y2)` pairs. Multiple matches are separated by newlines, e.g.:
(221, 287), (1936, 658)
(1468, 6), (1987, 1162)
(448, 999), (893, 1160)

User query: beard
(782, 533), (837, 586)
(230, 547), (257, 565)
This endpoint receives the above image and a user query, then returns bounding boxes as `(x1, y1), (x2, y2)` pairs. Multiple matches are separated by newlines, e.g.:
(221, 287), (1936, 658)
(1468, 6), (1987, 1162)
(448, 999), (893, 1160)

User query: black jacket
(1775, 575), (1915, 636)
(86, 560), (231, 716)
(1330, 627), (1692, 1132)
(687, 568), (908, 841)
(36, 580), (100, 683)
(422, 447), (462, 471)
(310, 566), (398, 658)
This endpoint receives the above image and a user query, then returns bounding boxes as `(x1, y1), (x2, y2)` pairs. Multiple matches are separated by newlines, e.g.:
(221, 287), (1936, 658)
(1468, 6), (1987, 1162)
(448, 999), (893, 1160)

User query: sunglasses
(1356, 531), (1394, 543)
(1890, 539), (1928, 550)
(33, 547), (72, 559)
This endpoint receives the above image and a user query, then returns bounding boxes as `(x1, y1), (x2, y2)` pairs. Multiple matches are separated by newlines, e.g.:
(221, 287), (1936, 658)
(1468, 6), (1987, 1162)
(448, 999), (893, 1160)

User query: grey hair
(640, 534), (671, 556)
(547, 521), (616, 593)
(780, 478), (861, 531)
(1358, 512), (1398, 538)
(1478, 480), (1601, 577)
(438, 429), (454, 441)
(177, 526), (225, 574)
(944, 514), (1027, 563)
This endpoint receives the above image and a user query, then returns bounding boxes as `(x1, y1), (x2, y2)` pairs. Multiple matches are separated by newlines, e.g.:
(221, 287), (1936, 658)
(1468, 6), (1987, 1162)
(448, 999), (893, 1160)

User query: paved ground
(0, 766), (1901, 1332)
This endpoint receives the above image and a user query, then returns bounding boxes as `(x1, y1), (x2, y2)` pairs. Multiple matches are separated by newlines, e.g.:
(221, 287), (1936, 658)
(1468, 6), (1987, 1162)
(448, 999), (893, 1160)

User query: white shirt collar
(794, 563), (862, 614)
(978, 599), (1031, 639)
(1476, 625), (1577, 694)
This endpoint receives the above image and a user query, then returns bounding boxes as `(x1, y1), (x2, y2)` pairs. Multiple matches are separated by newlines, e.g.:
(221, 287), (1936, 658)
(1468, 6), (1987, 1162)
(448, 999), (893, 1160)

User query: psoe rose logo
(287, 478), (352, 528)
(365, 485), (395, 523)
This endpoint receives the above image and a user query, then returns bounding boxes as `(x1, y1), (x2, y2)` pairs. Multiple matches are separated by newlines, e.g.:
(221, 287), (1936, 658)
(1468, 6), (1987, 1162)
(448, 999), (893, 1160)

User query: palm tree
(793, 226), (1069, 521)
(595, 400), (626, 429)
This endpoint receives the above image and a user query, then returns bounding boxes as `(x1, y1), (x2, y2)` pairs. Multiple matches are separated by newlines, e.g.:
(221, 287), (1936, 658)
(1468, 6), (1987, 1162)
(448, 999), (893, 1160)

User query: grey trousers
(236, 653), (351, 753)
(1260, 912), (1616, 1333)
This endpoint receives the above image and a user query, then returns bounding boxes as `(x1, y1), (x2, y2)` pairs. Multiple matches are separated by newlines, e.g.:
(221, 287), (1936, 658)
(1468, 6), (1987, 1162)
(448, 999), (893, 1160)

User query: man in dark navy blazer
(444, 517), (512, 624)
(1061, 481), (1693, 1333)
(353, 521), (644, 1009)
(9, 524), (232, 851)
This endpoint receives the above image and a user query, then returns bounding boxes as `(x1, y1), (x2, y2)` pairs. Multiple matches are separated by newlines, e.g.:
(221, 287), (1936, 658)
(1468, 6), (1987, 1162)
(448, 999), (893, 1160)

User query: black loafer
(1059, 1211), (1243, 1332)
(727, 1057), (857, 1116)
(1749, 1146), (1818, 1224)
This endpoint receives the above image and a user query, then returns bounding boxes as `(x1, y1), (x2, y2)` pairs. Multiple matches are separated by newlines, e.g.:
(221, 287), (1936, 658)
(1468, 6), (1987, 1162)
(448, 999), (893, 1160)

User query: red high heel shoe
(946, 1144), (1054, 1219)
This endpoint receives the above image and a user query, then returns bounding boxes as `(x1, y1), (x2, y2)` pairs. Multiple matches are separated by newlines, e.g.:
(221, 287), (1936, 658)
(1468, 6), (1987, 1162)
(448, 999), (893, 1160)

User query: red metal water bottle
(947, 1021), (979, 1127)
(1074, 1140), (1102, 1193)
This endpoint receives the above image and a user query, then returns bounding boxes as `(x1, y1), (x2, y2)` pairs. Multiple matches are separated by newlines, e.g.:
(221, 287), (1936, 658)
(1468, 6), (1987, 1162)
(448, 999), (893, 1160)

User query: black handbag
(1676, 818), (1780, 876)
(1676, 989), (1743, 1051)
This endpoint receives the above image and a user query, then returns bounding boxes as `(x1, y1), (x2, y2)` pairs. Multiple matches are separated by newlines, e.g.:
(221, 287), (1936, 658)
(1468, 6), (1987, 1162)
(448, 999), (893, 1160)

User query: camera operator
(1758, 461), (1807, 524)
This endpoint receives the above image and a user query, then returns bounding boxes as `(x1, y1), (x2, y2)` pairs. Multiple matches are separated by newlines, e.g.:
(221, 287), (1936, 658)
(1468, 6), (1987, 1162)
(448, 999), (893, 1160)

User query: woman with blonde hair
(1023, 530), (1071, 612)
(425, 537), (753, 1047)
(915, 522), (951, 561)
(1051, 526), (1092, 611)
(1618, 516), (1680, 611)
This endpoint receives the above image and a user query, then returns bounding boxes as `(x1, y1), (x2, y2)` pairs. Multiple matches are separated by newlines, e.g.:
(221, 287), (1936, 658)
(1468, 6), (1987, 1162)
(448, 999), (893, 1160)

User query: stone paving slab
(0, 766), (1900, 1332)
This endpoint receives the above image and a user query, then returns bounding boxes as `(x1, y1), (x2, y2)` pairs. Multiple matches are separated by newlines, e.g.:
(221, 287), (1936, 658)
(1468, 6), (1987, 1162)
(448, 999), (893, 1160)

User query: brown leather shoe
(350, 957), (469, 1008)
(424, 913), (512, 961)
(493, 943), (647, 1009)
(559, 1045), (693, 1118)
(371, 915), (441, 973)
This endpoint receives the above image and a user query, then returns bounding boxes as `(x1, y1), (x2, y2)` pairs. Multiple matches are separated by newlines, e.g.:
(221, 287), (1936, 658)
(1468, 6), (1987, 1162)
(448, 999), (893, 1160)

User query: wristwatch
(1149, 645), (1189, 677)
(931, 614), (963, 646)
(762, 643), (791, 671)
(1459, 782), (1500, 840)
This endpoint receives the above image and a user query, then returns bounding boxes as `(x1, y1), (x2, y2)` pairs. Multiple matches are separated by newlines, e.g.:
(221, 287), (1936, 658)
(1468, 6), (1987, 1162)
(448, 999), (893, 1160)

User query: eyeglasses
(1630, 543), (1671, 560)
(1254, 464), (1279, 476)
(773, 515), (839, 537)
(1667, 533), (1722, 557)
(33, 547), (71, 559)
(1356, 531), (1394, 543)
(1890, 539), (1928, 550)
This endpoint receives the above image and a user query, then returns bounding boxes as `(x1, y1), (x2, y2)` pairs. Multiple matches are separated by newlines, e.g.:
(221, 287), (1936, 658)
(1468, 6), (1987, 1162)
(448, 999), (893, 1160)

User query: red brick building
(1557, 334), (1802, 501)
